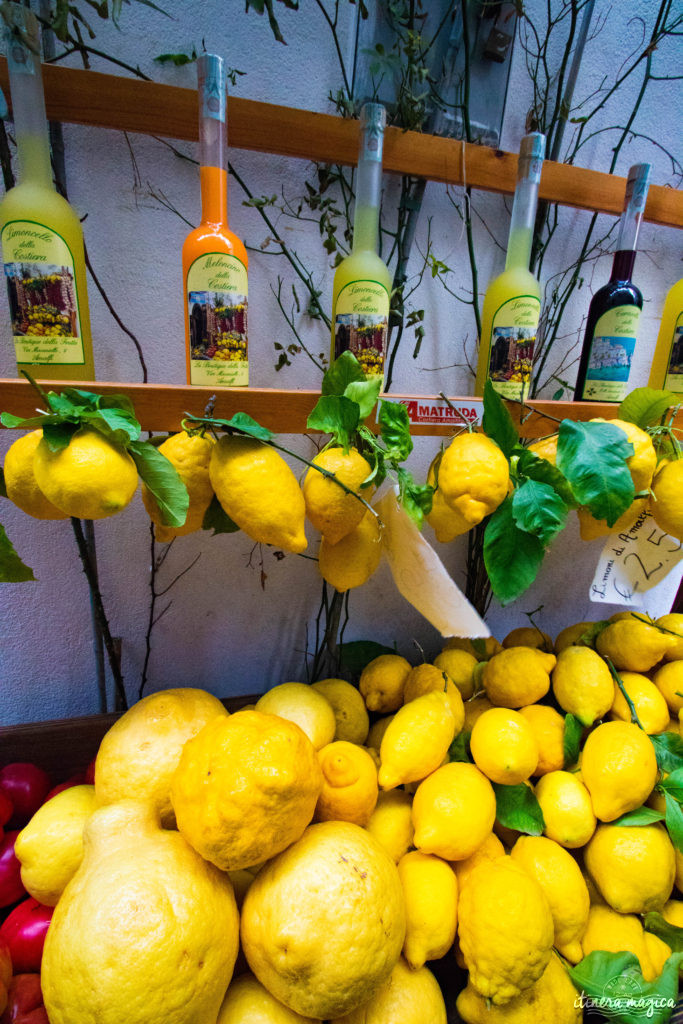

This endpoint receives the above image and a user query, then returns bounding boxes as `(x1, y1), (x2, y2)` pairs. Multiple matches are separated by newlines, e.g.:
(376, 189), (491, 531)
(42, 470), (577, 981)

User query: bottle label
(187, 252), (248, 387)
(333, 279), (390, 378)
(665, 311), (683, 394)
(1, 220), (85, 366)
(581, 305), (640, 402)
(487, 294), (541, 400)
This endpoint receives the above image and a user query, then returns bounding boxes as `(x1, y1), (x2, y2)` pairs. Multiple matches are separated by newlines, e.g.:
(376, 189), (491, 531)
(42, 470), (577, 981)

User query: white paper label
(375, 489), (490, 638)
(590, 509), (683, 612)
(379, 397), (483, 428)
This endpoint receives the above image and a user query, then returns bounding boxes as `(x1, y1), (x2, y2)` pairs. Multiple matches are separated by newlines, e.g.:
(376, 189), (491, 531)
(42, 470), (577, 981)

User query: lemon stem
(437, 392), (473, 433)
(606, 658), (644, 731)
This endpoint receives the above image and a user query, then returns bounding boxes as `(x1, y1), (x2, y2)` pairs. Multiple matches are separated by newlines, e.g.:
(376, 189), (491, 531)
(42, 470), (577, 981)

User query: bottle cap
(625, 163), (651, 213)
(518, 132), (545, 184)
(359, 102), (386, 162)
(1, 2), (40, 74)
(197, 53), (226, 123)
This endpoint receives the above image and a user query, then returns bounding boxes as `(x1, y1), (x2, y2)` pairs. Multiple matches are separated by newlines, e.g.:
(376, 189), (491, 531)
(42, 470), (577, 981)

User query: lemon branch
(606, 658), (645, 731)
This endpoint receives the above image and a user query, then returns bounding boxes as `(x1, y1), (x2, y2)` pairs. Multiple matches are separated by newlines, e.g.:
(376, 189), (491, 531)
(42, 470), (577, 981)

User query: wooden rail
(0, 59), (680, 227)
(2, 378), (680, 439)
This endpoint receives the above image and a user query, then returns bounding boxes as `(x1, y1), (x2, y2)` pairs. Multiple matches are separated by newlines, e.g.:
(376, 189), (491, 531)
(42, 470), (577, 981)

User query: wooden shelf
(0, 59), (680, 228)
(2, 378), (680, 439)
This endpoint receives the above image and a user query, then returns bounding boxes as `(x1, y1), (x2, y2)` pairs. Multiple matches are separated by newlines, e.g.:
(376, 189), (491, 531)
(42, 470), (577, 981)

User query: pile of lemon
(10, 610), (683, 1023)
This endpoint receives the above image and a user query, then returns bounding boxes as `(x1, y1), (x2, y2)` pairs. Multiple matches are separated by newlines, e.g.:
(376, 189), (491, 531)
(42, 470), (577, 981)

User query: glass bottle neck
(197, 54), (228, 225)
(610, 249), (636, 283)
(7, 41), (54, 187)
(352, 157), (382, 252)
(504, 177), (539, 272)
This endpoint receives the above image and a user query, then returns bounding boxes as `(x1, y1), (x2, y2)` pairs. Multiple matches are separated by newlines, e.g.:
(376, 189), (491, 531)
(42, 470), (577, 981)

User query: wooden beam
(0, 60), (680, 228)
(2, 378), (679, 439)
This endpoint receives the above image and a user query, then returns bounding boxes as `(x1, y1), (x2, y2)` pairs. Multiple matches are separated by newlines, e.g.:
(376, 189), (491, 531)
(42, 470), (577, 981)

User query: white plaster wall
(0, 1), (680, 723)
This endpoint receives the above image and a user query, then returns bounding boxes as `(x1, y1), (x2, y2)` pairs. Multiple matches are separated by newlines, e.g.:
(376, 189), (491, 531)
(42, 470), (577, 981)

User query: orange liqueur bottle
(183, 54), (248, 386)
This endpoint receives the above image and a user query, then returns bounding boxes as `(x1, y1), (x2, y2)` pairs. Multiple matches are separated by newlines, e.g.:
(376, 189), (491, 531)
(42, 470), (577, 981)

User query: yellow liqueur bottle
(648, 278), (683, 395)
(475, 132), (546, 401)
(183, 54), (248, 388)
(331, 102), (392, 380)
(0, 2), (94, 380)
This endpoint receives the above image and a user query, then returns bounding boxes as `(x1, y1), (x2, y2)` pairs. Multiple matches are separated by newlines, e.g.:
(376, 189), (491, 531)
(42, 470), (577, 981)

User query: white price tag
(375, 489), (490, 638)
(378, 396), (483, 428)
(590, 509), (683, 613)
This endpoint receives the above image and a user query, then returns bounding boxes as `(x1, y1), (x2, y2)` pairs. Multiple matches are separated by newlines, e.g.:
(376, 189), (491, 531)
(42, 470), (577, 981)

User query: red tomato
(0, 834), (24, 909)
(0, 974), (46, 1024)
(0, 900), (52, 975)
(0, 794), (12, 833)
(0, 768), (51, 828)
(43, 773), (87, 803)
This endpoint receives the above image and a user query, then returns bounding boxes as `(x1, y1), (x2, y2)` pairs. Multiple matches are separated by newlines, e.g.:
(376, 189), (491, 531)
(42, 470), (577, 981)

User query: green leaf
(516, 448), (578, 509)
(619, 387), (677, 429)
(448, 730), (471, 763)
(0, 412), (58, 431)
(337, 640), (396, 680)
(42, 422), (78, 452)
(569, 950), (683, 1024)
(223, 412), (274, 441)
(563, 713), (583, 768)
(343, 377), (382, 420)
(154, 51), (197, 66)
(482, 380), (519, 456)
(651, 732), (683, 774)
(81, 407), (140, 446)
(644, 912), (683, 953)
(321, 351), (366, 397)
(0, 523), (36, 582)
(396, 469), (433, 528)
(511, 479), (568, 546)
(556, 419), (635, 526)
(202, 495), (240, 536)
(658, 767), (683, 801)
(378, 401), (413, 461)
(128, 440), (189, 528)
(483, 497), (545, 605)
(493, 782), (544, 835)
(306, 396), (360, 450)
(614, 806), (665, 827)
(664, 792), (683, 852)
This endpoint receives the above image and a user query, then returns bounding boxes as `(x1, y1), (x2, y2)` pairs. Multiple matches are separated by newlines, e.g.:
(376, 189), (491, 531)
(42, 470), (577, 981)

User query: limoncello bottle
(331, 102), (392, 380)
(0, 2), (94, 380)
(574, 162), (651, 402)
(475, 132), (546, 401)
(648, 278), (683, 395)
(183, 53), (248, 387)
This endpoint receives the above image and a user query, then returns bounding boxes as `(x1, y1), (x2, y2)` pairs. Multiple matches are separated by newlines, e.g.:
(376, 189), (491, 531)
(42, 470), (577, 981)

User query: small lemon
(650, 459), (683, 541)
(209, 434), (307, 553)
(15, 784), (97, 906)
(526, 434), (558, 465)
(366, 790), (414, 863)
(359, 653), (411, 713)
(171, 710), (323, 871)
(437, 432), (509, 526)
(425, 454), (473, 543)
(94, 687), (228, 828)
(535, 770), (597, 848)
(581, 720), (658, 821)
(458, 857), (554, 1004)
(581, 904), (657, 980)
(3, 429), (68, 519)
(366, 713), (395, 751)
(217, 973), (321, 1023)
(657, 613), (683, 661)
(596, 616), (674, 672)
(33, 426), (138, 520)
(483, 647), (556, 708)
(433, 647), (478, 700)
(334, 957), (447, 1024)
(255, 682), (336, 750)
(378, 691), (456, 789)
(444, 635), (503, 660)
(314, 740), (378, 826)
(318, 510), (382, 592)
(584, 823), (675, 914)
(310, 678), (369, 744)
(402, 663), (465, 732)
(577, 497), (649, 541)
(609, 670), (670, 734)
(554, 621), (595, 653)
(645, 932), (672, 977)
(662, 899), (683, 928)
(470, 708), (539, 785)
(412, 762), (496, 861)
(141, 430), (214, 541)
(456, 951), (581, 1024)
(463, 693), (494, 731)
(510, 835), (589, 963)
(653, 660), (683, 715)
(591, 417), (657, 491)
(551, 646), (614, 725)
(452, 832), (505, 891)
(241, 821), (405, 1020)
(519, 703), (565, 775)
(502, 626), (552, 651)
(397, 850), (458, 969)
(302, 446), (373, 544)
